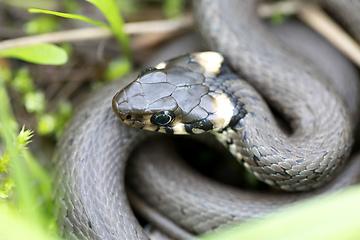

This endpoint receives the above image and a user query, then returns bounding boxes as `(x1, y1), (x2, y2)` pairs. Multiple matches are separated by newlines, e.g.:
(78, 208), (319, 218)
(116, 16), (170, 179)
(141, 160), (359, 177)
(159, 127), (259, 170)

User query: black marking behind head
(164, 126), (174, 134)
(184, 119), (214, 134)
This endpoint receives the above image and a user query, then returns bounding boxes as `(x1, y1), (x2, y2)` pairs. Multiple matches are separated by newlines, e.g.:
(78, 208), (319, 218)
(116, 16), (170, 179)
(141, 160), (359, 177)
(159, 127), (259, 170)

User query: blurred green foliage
(24, 16), (59, 35)
(202, 185), (360, 240)
(163, 0), (185, 18)
(3, 66), (73, 137)
(105, 56), (132, 81)
(0, 69), (56, 236)
(0, 44), (68, 65)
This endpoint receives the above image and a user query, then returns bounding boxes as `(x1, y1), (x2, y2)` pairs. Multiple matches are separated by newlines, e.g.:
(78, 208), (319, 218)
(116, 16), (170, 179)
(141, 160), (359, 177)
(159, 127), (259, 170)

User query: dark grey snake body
(53, 1), (360, 239)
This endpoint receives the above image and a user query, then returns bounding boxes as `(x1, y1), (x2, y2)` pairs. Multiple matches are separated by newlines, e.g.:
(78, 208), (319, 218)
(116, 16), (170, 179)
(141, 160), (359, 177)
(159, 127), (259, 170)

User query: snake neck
(193, 0), (357, 191)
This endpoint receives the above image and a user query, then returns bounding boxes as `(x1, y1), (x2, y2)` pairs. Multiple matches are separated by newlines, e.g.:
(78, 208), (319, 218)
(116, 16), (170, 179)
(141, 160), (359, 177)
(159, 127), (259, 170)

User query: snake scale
(53, 1), (360, 239)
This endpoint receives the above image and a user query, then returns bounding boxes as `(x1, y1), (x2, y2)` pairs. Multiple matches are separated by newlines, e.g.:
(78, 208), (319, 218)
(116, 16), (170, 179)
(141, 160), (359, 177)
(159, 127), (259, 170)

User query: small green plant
(29, 0), (132, 63)
(4, 66), (73, 138)
(25, 16), (59, 35)
(0, 44), (68, 65)
(0, 70), (58, 238)
(0, 1), (135, 238)
(163, 0), (186, 18)
(0, 126), (33, 200)
(104, 57), (132, 81)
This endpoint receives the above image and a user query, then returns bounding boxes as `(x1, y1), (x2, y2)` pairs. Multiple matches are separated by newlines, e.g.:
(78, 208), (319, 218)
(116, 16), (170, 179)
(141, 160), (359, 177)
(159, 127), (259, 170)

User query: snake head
(112, 52), (241, 134)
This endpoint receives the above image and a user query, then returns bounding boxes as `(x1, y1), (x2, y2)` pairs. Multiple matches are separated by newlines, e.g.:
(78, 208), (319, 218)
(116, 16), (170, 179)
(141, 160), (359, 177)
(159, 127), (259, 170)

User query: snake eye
(138, 67), (157, 78)
(151, 111), (175, 126)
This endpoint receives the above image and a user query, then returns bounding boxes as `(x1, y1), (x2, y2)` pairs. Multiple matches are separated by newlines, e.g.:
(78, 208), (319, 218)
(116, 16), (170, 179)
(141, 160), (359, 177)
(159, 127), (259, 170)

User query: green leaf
(24, 16), (59, 35)
(24, 91), (46, 113)
(201, 185), (360, 240)
(0, 204), (61, 240)
(37, 114), (56, 135)
(85, 0), (132, 59)
(0, 44), (68, 65)
(28, 8), (108, 28)
(163, 0), (185, 18)
(104, 57), (132, 81)
(12, 68), (34, 94)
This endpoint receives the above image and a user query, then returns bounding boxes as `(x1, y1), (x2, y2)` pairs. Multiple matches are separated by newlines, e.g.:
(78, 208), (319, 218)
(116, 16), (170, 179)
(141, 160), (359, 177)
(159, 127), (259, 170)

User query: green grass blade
(0, 43), (68, 65)
(28, 8), (108, 28)
(0, 204), (61, 240)
(201, 185), (360, 240)
(85, 0), (132, 60)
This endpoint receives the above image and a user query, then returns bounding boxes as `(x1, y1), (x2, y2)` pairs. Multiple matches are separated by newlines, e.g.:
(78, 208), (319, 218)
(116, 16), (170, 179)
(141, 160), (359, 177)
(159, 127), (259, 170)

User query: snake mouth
(112, 98), (148, 126)
(114, 111), (147, 128)
(114, 110), (174, 133)
(125, 119), (147, 129)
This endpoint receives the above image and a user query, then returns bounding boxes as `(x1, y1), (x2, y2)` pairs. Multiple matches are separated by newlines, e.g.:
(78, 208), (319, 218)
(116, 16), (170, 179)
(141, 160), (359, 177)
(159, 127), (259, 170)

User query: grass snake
(53, 0), (360, 239)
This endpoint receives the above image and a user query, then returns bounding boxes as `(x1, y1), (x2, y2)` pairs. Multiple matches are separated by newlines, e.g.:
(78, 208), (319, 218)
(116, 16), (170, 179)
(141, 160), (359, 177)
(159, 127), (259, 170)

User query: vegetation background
(0, 0), (359, 239)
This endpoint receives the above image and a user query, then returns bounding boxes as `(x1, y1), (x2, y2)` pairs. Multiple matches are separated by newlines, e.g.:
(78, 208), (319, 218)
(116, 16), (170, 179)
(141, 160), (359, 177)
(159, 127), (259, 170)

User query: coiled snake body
(53, 1), (360, 239)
